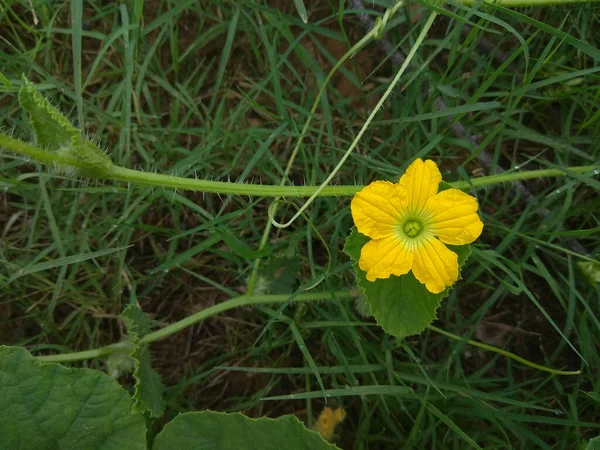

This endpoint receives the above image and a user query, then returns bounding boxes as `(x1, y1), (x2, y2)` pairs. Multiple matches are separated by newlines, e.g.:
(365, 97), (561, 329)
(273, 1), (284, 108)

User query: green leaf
(255, 248), (300, 294)
(292, 0), (308, 23)
(587, 436), (600, 450)
(577, 260), (600, 286)
(18, 76), (114, 175)
(153, 411), (338, 450)
(19, 76), (82, 152)
(73, 139), (117, 174)
(121, 305), (166, 418)
(0, 346), (146, 450)
(343, 228), (471, 340)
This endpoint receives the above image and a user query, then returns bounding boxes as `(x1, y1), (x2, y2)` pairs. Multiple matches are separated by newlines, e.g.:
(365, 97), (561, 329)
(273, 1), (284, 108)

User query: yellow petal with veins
(424, 188), (483, 245)
(411, 237), (458, 294)
(399, 158), (442, 215)
(351, 181), (408, 239)
(359, 235), (413, 281)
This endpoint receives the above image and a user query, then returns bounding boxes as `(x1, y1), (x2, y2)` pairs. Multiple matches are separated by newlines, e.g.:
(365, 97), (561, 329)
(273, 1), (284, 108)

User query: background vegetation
(1, 0), (599, 448)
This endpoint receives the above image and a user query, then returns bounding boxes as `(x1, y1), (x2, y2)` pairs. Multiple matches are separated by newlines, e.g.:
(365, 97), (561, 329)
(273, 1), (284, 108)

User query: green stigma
(404, 220), (421, 237)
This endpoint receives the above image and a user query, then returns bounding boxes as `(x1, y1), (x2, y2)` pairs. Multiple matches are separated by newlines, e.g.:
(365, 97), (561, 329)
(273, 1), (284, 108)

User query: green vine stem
(35, 342), (134, 364)
(1, 134), (597, 197)
(34, 290), (580, 376)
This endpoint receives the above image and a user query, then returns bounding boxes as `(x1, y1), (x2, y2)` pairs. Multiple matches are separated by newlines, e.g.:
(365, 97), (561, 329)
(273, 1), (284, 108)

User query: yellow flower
(350, 158), (483, 294)
(314, 407), (346, 441)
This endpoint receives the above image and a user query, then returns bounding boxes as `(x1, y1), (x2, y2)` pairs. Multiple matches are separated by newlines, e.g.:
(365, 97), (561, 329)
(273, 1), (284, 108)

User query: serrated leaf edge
(121, 305), (166, 418)
(343, 228), (472, 338)
(156, 411), (341, 449)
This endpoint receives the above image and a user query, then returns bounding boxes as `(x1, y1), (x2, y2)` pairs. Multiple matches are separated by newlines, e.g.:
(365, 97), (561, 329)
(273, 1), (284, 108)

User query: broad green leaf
(153, 411), (338, 450)
(0, 346), (146, 450)
(121, 305), (166, 418)
(344, 228), (471, 340)
(18, 76), (114, 174)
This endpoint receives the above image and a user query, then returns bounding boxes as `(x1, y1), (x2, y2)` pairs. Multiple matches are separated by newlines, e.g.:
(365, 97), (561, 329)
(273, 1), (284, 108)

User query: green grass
(1, 0), (600, 448)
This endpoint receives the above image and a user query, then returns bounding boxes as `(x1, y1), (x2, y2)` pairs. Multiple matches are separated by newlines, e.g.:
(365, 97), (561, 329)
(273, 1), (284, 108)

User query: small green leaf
(72, 139), (116, 173)
(0, 346), (146, 450)
(153, 411), (338, 450)
(106, 352), (136, 379)
(292, 0), (308, 23)
(19, 76), (82, 151)
(18, 76), (114, 175)
(587, 436), (600, 450)
(121, 305), (166, 418)
(344, 228), (471, 340)
(255, 248), (300, 294)
(578, 260), (600, 286)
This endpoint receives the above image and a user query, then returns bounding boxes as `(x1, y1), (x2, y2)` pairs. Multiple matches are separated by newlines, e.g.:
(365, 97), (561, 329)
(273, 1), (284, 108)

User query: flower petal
(351, 181), (408, 239)
(411, 237), (458, 294)
(399, 158), (442, 215)
(359, 235), (413, 281)
(423, 188), (483, 245)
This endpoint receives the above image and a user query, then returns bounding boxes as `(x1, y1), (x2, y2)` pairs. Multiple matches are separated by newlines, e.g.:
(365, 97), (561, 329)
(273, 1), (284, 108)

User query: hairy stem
(1, 134), (84, 167)
(35, 342), (133, 363)
(2, 134), (596, 196)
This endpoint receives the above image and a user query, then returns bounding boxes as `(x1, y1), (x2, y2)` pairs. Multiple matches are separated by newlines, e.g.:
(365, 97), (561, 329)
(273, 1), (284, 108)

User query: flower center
(403, 220), (421, 237)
